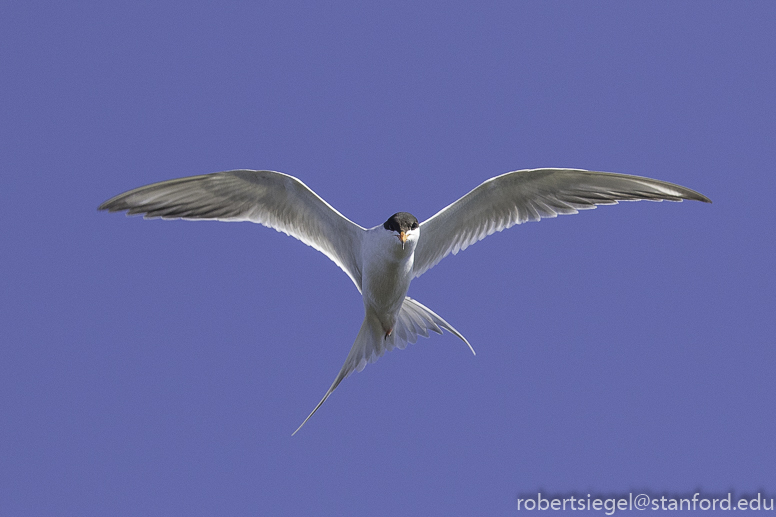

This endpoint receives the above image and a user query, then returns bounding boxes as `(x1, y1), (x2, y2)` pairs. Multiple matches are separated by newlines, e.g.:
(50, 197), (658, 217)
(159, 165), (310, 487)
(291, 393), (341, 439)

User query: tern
(99, 168), (710, 434)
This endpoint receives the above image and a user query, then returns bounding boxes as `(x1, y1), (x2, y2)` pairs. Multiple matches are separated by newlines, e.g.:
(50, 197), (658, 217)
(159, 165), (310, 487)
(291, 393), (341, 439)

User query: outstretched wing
(99, 170), (366, 290)
(413, 168), (711, 278)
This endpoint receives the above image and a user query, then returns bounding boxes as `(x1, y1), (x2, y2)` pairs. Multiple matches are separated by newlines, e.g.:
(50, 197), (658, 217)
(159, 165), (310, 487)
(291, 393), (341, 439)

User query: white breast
(360, 226), (420, 330)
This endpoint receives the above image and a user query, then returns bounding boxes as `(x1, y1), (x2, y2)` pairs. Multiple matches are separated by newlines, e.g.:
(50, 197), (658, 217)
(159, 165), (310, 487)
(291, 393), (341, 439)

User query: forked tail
(292, 297), (474, 435)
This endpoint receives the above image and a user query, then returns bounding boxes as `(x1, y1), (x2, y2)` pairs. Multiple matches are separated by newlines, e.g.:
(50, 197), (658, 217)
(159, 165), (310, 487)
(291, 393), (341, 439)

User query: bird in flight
(99, 168), (710, 434)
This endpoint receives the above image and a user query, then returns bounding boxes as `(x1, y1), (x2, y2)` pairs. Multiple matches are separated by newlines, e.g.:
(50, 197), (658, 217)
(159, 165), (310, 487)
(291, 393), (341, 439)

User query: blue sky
(2, 2), (774, 515)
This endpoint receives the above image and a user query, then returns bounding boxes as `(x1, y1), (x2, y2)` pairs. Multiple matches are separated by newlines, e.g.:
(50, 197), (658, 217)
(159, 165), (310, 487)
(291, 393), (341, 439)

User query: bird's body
(361, 216), (419, 335)
(99, 168), (710, 433)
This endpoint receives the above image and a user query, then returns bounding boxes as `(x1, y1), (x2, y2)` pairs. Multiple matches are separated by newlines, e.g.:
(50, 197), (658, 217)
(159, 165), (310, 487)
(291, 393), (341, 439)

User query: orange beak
(399, 231), (407, 244)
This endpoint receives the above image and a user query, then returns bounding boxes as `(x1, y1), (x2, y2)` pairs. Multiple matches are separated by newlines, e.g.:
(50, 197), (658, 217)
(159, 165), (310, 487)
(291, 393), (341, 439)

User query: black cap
(383, 212), (419, 232)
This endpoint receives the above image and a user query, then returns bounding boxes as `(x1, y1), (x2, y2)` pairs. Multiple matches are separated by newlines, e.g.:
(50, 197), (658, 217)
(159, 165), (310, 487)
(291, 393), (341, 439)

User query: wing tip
(98, 196), (136, 213)
(97, 200), (119, 212)
(683, 191), (712, 204)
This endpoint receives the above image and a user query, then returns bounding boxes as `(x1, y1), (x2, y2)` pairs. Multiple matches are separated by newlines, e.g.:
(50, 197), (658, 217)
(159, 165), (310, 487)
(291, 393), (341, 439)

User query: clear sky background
(2, 2), (774, 516)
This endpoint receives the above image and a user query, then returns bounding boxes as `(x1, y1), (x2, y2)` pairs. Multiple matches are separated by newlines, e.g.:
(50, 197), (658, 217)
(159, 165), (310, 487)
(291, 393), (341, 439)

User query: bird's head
(383, 212), (420, 250)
